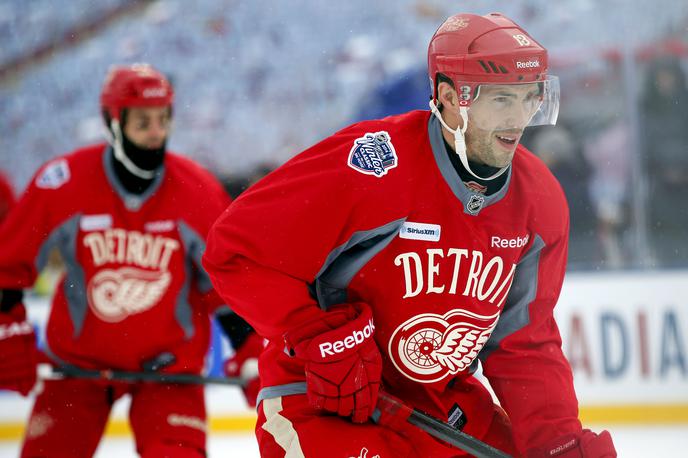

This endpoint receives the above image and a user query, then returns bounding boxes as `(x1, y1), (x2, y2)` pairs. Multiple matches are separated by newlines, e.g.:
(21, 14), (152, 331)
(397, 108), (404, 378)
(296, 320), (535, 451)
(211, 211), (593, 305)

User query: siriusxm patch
(399, 222), (441, 242)
(347, 131), (398, 178)
(80, 214), (113, 231)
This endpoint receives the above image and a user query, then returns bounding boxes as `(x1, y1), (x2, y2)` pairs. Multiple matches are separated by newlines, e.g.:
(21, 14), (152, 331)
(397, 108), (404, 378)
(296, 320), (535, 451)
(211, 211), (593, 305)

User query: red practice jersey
(204, 111), (581, 452)
(0, 144), (230, 374)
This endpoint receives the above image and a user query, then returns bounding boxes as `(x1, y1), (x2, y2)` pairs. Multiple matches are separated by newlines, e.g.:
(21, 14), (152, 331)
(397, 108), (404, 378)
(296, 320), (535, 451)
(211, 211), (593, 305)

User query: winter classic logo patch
(36, 159), (70, 189)
(348, 131), (398, 177)
(389, 309), (499, 383)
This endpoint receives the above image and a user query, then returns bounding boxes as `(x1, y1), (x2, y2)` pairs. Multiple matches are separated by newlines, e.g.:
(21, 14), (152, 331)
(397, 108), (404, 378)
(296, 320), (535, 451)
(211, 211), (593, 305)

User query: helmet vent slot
(478, 60), (509, 74)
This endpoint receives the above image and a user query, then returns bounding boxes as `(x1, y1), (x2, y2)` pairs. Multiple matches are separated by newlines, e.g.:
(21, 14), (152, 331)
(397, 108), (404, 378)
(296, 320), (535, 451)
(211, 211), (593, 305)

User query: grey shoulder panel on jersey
(312, 217), (407, 309)
(36, 214), (89, 338)
(479, 234), (546, 360)
(256, 382), (307, 406)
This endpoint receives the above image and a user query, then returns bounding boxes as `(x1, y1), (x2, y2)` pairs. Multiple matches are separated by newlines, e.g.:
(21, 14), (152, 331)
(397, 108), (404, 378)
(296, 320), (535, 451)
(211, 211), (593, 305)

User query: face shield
(465, 75), (559, 131)
(429, 75), (559, 181)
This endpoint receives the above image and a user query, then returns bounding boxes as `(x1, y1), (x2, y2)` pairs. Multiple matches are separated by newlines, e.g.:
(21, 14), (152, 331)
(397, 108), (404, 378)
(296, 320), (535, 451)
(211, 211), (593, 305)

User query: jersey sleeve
(0, 166), (66, 289)
(203, 127), (407, 341)
(479, 190), (581, 453)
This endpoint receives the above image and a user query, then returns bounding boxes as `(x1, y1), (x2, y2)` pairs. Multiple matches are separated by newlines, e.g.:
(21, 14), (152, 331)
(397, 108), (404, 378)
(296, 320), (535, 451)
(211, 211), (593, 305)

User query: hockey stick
(376, 391), (512, 458)
(38, 364), (245, 386)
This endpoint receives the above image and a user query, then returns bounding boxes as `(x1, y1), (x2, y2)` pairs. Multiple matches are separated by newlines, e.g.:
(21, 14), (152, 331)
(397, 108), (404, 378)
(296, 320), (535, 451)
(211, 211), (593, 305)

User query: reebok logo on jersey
(144, 219), (175, 232)
(348, 131), (398, 178)
(319, 318), (375, 358)
(399, 222), (441, 242)
(491, 234), (529, 249)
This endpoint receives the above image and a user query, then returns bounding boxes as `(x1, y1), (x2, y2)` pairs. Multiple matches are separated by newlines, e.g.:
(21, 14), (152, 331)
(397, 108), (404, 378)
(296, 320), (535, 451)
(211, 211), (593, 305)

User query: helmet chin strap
(108, 119), (156, 180)
(429, 100), (508, 181)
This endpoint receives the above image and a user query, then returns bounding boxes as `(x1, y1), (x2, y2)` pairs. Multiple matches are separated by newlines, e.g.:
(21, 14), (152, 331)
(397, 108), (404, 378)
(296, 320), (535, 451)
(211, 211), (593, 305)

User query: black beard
(111, 134), (166, 195)
(121, 133), (166, 171)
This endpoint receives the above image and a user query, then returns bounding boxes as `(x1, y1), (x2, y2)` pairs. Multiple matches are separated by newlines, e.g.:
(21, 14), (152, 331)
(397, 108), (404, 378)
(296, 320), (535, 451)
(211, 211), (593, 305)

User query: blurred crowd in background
(1, 0), (688, 273)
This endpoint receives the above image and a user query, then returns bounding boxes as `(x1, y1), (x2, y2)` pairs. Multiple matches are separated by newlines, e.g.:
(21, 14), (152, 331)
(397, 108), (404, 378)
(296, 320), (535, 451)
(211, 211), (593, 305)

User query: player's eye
(491, 96), (511, 109)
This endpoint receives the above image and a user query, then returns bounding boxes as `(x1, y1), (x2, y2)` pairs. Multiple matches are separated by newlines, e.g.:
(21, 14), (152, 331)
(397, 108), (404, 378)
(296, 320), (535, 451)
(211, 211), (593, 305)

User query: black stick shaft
(376, 391), (511, 458)
(45, 365), (244, 386)
(407, 408), (512, 458)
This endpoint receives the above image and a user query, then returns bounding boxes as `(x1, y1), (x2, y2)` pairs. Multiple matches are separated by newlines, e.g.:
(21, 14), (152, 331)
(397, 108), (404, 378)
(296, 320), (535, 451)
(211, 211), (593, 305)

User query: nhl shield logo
(466, 194), (485, 214)
(348, 131), (398, 178)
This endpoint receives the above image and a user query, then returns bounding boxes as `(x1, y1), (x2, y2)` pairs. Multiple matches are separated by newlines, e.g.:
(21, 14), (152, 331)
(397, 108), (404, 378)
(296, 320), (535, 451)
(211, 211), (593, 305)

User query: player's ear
(437, 82), (458, 110)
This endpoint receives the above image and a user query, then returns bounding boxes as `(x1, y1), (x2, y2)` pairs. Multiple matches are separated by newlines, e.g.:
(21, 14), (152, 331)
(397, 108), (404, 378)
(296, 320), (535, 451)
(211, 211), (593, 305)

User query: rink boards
(0, 269), (686, 440)
(555, 269), (688, 423)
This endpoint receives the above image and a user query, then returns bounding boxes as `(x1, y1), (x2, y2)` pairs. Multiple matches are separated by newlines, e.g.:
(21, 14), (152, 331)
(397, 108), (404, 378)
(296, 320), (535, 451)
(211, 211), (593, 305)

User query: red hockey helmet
(100, 63), (173, 121)
(428, 12), (558, 126)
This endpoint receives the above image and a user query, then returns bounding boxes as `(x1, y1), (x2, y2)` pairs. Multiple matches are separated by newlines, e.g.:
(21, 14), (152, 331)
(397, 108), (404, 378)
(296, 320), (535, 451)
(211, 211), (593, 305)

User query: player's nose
(146, 121), (168, 147)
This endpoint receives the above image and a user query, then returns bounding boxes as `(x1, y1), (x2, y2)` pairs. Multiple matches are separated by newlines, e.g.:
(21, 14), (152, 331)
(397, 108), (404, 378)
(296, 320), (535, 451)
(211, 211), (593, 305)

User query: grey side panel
(174, 221), (206, 339)
(314, 217), (407, 310)
(36, 214), (90, 338)
(178, 220), (214, 293)
(256, 382), (307, 406)
(479, 234), (546, 360)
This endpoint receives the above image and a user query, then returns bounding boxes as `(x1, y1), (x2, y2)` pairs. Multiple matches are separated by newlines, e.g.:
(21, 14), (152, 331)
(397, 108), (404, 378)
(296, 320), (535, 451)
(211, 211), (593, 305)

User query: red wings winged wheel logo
(388, 309), (500, 383)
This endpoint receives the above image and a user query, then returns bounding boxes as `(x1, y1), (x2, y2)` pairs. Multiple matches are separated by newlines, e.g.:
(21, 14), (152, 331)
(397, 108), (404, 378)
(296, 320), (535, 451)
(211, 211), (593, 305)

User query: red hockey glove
(0, 304), (38, 395)
(526, 429), (616, 458)
(284, 302), (382, 423)
(224, 332), (264, 407)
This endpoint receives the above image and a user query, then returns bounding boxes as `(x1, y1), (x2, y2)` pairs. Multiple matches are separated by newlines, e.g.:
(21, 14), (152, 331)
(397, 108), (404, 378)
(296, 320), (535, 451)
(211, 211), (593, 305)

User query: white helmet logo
(512, 34), (532, 46)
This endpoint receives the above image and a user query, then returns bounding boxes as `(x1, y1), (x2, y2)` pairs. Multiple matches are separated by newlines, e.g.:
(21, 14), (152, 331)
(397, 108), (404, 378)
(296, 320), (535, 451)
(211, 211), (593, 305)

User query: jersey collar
(427, 114), (512, 216)
(102, 146), (165, 212)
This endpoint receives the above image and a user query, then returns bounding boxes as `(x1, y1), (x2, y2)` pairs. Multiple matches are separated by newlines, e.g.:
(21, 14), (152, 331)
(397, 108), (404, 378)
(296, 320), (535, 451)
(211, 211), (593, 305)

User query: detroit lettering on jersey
(393, 248), (516, 306)
(82, 228), (181, 323)
(83, 229), (180, 270)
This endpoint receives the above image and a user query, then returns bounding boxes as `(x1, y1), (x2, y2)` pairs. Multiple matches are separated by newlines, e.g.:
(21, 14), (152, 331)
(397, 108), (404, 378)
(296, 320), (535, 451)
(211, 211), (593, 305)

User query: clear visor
(467, 75), (559, 131)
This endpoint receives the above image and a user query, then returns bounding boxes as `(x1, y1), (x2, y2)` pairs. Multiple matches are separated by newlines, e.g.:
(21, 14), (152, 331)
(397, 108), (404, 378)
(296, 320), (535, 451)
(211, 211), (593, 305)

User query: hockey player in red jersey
(0, 63), (262, 457)
(203, 12), (618, 458)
